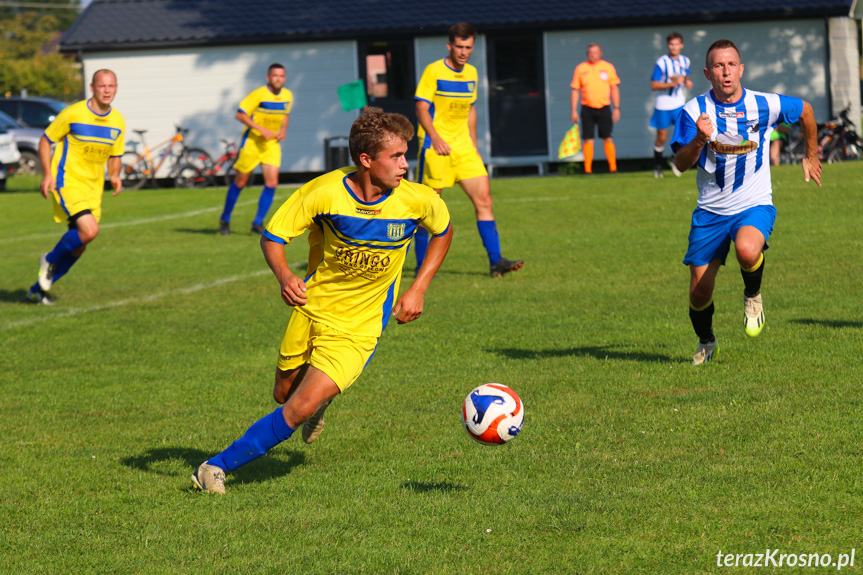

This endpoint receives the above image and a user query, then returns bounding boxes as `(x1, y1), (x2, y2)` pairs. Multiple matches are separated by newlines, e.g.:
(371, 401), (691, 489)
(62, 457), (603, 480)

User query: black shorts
(581, 105), (613, 140)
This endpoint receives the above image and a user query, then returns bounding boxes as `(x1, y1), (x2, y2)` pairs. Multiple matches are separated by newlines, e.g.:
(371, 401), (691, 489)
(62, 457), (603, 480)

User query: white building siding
(546, 19), (830, 161)
(82, 18), (838, 173)
(84, 41), (359, 175)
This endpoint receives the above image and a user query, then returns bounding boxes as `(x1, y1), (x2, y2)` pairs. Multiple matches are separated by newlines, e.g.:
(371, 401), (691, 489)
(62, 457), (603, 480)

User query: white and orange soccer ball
(462, 383), (524, 445)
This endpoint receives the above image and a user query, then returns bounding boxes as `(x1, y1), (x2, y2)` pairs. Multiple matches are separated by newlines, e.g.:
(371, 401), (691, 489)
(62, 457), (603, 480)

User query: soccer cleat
(219, 219), (230, 236)
(191, 462), (226, 494)
(26, 286), (55, 306)
(653, 167), (664, 178)
(250, 223), (265, 235)
(670, 161), (682, 177)
(302, 400), (331, 444)
(743, 292), (765, 337)
(37, 252), (55, 292)
(490, 258), (524, 278)
(692, 339), (718, 365)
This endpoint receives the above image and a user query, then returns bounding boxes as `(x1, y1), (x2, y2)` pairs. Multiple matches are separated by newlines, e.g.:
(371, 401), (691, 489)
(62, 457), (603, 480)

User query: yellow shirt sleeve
(43, 107), (71, 143)
(111, 119), (125, 156)
(265, 184), (321, 244)
(238, 89), (262, 117)
(415, 64), (437, 103)
(418, 187), (450, 236)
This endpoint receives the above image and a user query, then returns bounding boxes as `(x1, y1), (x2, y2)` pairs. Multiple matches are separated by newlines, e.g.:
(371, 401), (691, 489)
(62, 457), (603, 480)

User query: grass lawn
(0, 164), (861, 573)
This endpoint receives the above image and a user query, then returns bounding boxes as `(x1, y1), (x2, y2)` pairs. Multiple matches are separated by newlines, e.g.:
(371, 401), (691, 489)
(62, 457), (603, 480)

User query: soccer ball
(462, 383), (524, 445)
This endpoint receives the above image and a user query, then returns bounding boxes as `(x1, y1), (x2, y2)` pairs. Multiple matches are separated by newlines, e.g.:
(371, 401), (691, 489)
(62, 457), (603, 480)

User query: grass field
(1, 165), (861, 573)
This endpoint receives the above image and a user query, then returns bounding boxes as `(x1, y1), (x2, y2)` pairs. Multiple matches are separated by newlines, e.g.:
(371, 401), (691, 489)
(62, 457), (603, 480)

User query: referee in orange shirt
(570, 43), (621, 174)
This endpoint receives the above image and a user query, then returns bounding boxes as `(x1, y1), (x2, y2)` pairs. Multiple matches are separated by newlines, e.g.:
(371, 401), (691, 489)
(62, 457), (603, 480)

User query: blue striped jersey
(264, 168), (451, 337)
(415, 59), (478, 146)
(238, 85), (292, 136)
(672, 89), (803, 215)
(43, 99), (125, 194)
(651, 54), (691, 110)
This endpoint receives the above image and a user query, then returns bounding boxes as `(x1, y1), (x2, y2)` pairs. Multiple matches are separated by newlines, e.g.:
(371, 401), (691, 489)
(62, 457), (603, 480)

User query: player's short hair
(587, 42), (600, 51)
(349, 107), (414, 165)
(706, 39), (740, 66)
(667, 32), (683, 44)
(268, 63), (285, 74)
(449, 22), (476, 43)
(91, 69), (116, 85)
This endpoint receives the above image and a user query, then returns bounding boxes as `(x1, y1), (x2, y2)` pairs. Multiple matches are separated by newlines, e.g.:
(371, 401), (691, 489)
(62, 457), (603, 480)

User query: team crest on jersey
(599, 71), (608, 81)
(386, 223), (406, 240)
(467, 81), (476, 92)
(110, 129), (119, 140)
(710, 132), (759, 155)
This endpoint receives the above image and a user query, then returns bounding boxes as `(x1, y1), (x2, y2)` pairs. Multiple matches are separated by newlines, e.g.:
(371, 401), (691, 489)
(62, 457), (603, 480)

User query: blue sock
(253, 186), (276, 226)
(207, 407), (295, 472)
(477, 220), (502, 266)
(51, 252), (80, 285)
(46, 229), (83, 265)
(221, 182), (243, 222)
(413, 227), (429, 270)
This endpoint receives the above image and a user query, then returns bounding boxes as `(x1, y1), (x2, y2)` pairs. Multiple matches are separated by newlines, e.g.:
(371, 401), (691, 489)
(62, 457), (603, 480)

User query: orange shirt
(571, 60), (620, 108)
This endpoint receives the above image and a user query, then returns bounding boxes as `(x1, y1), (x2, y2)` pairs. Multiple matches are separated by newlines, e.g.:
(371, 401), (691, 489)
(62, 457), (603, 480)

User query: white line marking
(2, 268), (275, 331)
(1, 194), (570, 245)
(0, 198), (269, 245)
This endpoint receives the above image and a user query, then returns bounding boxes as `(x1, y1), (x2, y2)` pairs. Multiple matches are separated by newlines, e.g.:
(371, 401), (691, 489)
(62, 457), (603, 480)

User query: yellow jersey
(43, 99), (125, 194)
(238, 85), (293, 137)
(265, 168), (451, 337)
(415, 59), (478, 146)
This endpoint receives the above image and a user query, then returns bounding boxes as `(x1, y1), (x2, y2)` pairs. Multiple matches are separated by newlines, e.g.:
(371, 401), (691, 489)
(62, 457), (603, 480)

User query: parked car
(0, 110), (44, 175)
(0, 125), (22, 191)
(0, 97), (67, 129)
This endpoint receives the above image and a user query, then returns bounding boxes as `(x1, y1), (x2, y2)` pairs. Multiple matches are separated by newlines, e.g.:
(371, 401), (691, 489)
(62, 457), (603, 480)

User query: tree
(0, 6), (83, 101)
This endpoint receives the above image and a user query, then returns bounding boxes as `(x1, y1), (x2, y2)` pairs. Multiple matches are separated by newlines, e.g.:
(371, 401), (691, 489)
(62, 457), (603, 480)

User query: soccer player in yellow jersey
(219, 63), (292, 236)
(27, 69), (125, 304)
(414, 22), (522, 278)
(192, 108), (453, 494)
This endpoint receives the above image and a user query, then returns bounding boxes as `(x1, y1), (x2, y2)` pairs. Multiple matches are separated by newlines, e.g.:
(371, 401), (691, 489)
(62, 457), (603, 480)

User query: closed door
(487, 34), (548, 157)
(358, 40), (418, 158)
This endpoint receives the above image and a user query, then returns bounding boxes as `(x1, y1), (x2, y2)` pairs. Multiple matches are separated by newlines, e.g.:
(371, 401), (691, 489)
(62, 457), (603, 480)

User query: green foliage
(0, 8), (82, 100)
(0, 165), (861, 573)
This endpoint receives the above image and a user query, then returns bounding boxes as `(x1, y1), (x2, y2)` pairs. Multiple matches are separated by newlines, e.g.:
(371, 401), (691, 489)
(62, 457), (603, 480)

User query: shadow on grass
(0, 288), (31, 304)
(789, 318), (863, 329)
(121, 446), (306, 488)
(491, 345), (677, 363)
(401, 480), (467, 493)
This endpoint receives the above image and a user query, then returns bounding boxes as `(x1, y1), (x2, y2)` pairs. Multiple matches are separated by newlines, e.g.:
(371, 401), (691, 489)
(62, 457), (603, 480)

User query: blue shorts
(650, 107), (683, 130)
(683, 205), (776, 267)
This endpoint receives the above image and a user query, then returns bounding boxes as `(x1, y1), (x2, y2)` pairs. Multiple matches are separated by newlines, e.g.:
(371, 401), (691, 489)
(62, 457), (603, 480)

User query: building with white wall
(62, 0), (861, 175)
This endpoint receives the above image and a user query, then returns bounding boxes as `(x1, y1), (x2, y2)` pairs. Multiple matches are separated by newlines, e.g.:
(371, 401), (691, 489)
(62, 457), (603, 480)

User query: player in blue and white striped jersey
(671, 39), (821, 365)
(650, 32), (691, 177)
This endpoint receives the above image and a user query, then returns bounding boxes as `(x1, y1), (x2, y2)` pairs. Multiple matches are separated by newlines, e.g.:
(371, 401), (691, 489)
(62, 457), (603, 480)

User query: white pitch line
(1, 268), (275, 331)
(2, 194), (571, 245)
(0, 197), (270, 245)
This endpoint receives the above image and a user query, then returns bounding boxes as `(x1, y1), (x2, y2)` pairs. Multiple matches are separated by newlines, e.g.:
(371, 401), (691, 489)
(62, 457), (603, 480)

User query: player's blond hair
(349, 107), (414, 165)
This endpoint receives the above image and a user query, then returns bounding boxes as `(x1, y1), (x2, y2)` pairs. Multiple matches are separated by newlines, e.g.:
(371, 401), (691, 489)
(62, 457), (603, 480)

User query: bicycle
(175, 139), (256, 189)
(121, 125), (213, 189)
(818, 107), (862, 163)
(778, 123), (807, 165)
